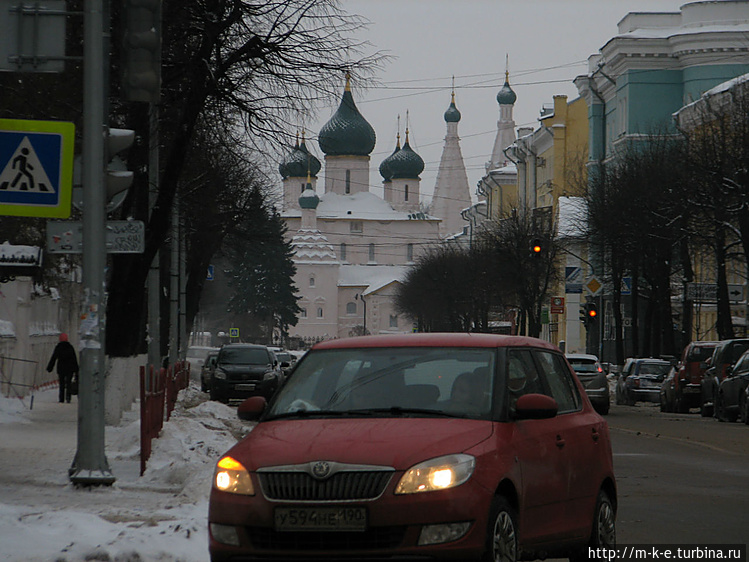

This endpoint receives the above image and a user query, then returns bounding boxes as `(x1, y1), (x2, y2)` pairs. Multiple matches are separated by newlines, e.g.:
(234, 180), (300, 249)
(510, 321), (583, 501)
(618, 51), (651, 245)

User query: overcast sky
(299, 0), (688, 203)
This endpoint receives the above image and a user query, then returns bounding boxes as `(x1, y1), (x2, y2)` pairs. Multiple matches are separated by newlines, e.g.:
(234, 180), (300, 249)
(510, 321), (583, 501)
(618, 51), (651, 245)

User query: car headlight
(214, 456), (254, 495)
(214, 369), (227, 380)
(395, 454), (475, 495)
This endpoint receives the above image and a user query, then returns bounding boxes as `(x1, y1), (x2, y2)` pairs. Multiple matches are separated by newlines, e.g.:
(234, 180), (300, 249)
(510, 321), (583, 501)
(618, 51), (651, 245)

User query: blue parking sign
(0, 119), (75, 218)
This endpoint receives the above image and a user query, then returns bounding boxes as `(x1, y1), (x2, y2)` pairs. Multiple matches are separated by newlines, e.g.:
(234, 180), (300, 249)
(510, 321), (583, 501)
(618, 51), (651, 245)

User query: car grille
(259, 470), (392, 501)
(246, 526), (406, 550)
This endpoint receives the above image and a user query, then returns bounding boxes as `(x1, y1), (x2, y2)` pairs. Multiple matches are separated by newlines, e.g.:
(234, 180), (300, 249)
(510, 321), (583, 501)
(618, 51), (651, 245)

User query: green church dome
(318, 75), (376, 156)
(496, 73), (517, 105)
(279, 135), (321, 178)
(298, 185), (320, 209)
(379, 136), (401, 181)
(444, 92), (461, 122)
(387, 131), (424, 179)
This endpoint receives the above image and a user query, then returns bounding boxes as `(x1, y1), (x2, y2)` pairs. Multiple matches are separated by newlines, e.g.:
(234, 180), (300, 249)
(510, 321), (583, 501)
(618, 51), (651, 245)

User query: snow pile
(0, 382), (251, 561)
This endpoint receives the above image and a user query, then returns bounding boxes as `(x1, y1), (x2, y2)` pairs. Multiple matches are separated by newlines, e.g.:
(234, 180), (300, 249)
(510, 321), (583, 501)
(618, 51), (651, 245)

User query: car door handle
(556, 435), (566, 448)
(591, 428), (600, 442)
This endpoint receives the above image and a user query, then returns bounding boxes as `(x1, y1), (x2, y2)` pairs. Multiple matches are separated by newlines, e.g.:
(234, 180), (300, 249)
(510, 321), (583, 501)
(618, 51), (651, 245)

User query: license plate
(235, 383), (256, 391)
(275, 507), (367, 531)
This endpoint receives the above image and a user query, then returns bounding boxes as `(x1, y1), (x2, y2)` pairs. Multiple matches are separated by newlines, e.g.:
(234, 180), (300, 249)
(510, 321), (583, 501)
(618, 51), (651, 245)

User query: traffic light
(530, 237), (543, 256)
(580, 302), (598, 327)
(122, 0), (162, 103)
(106, 128), (135, 206)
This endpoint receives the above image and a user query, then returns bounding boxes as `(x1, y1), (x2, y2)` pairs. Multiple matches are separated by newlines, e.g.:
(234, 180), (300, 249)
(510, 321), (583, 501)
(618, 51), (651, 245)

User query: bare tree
(106, 0), (383, 355)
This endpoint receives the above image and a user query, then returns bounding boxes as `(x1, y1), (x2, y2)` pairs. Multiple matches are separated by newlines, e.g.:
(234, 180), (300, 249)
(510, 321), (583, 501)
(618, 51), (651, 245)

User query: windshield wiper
(348, 407), (468, 418)
(264, 409), (352, 421)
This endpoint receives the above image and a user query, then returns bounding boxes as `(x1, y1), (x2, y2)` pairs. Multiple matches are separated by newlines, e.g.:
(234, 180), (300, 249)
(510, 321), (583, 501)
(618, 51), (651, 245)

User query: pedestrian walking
(46, 333), (79, 403)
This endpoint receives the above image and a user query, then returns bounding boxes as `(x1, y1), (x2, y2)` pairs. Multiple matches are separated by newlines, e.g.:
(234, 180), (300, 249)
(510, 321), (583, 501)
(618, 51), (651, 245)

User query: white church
(279, 74), (516, 343)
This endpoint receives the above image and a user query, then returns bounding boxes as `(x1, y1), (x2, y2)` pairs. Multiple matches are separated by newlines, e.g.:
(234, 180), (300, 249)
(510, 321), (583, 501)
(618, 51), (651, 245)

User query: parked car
(208, 333), (617, 562)
(615, 358), (671, 405)
(700, 339), (749, 417)
(660, 341), (718, 413)
(271, 349), (296, 377)
(186, 345), (220, 377)
(201, 352), (219, 393)
(715, 349), (749, 423)
(565, 353), (610, 415)
(209, 344), (283, 403)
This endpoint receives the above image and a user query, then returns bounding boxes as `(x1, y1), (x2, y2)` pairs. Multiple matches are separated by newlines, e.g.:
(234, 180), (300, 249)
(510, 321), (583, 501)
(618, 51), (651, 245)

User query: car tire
(482, 496), (518, 562)
(569, 489), (616, 562)
(596, 401), (610, 416)
(209, 382), (219, 402)
(740, 394), (749, 425)
(700, 398), (713, 418)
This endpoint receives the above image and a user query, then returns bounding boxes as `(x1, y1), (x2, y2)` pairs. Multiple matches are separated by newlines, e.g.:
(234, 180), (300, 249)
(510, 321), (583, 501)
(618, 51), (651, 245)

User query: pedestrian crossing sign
(0, 119), (75, 218)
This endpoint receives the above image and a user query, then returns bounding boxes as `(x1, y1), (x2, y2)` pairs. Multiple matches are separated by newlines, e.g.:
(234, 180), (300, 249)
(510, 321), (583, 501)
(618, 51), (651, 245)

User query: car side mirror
(514, 393), (558, 420)
(237, 396), (267, 421)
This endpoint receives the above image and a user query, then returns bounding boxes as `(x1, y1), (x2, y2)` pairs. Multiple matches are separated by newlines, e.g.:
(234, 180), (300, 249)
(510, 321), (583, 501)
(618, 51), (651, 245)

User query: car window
(732, 352), (749, 373)
(686, 345), (715, 362)
(268, 347), (497, 419)
(637, 363), (670, 376)
(728, 342), (749, 364)
(219, 347), (271, 365)
(535, 351), (581, 414)
(567, 359), (598, 373)
(506, 349), (545, 414)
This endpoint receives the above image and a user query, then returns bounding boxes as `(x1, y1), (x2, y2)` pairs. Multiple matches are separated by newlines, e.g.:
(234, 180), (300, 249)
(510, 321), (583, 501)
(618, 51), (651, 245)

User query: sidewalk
(0, 383), (242, 561)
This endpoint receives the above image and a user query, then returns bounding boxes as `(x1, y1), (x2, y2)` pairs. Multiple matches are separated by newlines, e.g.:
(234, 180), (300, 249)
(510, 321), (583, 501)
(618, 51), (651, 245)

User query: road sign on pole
(0, 118), (75, 218)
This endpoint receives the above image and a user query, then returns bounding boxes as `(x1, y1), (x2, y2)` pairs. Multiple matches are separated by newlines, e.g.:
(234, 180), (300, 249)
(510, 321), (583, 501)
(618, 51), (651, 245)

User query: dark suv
(700, 339), (749, 417)
(210, 344), (282, 403)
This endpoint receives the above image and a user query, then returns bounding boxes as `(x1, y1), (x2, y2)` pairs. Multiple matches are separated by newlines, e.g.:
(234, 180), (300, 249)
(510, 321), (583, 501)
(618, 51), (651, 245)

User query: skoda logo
(311, 461), (331, 479)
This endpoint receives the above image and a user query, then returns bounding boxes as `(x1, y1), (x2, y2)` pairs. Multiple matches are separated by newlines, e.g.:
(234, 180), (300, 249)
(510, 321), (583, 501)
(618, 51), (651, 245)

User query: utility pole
(70, 0), (114, 486)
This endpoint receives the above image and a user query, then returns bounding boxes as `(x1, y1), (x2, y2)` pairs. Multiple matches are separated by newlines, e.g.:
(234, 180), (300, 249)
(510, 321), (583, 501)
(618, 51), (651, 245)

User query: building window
(350, 221), (363, 233)
(300, 308), (307, 318)
(407, 243), (414, 262)
(369, 243), (375, 262)
(346, 302), (357, 315)
(340, 243), (347, 261)
(317, 307), (324, 318)
(300, 182), (305, 193)
(389, 314), (398, 328)
(404, 184), (409, 201)
(345, 169), (351, 194)
(309, 276), (315, 287)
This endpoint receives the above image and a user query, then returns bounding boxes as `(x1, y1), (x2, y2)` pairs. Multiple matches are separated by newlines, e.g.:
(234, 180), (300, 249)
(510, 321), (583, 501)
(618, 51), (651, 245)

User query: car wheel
(700, 398), (713, 418)
(597, 401), (610, 415)
(659, 395), (668, 412)
(615, 387), (623, 405)
(569, 490), (616, 562)
(740, 394), (749, 425)
(714, 392), (726, 422)
(482, 496), (518, 562)
(209, 382), (219, 402)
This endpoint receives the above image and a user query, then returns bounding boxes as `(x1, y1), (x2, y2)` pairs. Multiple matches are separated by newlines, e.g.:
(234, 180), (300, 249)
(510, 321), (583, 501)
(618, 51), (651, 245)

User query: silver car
(566, 353), (610, 415)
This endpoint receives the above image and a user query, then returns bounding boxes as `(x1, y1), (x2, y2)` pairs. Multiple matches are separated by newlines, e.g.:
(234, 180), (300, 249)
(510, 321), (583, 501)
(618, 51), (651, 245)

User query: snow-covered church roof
(283, 191), (439, 222)
(338, 265), (410, 296)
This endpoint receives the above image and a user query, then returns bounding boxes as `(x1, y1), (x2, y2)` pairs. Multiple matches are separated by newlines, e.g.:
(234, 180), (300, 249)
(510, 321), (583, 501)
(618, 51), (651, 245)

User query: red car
(208, 333), (616, 562)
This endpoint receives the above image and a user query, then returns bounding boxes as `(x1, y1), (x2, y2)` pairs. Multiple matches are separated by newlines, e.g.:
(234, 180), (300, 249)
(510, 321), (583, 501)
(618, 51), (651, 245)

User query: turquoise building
(575, 0), (749, 162)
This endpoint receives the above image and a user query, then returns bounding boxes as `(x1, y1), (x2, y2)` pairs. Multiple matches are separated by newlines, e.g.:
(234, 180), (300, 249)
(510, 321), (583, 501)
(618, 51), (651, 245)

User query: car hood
(226, 417), (494, 471)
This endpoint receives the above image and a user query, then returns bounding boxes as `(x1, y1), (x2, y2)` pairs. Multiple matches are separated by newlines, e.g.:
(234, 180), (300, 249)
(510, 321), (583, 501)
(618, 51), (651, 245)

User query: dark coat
(47, 341), (79, 377)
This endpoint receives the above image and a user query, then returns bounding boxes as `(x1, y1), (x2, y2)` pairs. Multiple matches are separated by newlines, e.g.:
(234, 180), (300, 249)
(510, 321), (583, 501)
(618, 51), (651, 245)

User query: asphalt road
(606, 401), (749, 547)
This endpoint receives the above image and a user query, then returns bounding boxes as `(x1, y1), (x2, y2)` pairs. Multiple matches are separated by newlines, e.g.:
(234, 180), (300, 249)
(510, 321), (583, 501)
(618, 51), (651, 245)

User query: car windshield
(267, 347), (497, 420)
(568, 360), (599, 373)
(275, 352), (291, 362)
(728, 343), (749, 363)
(638, 363), (670, 376)
(220, 348), (270, 365)
(686, 346), (715, 362)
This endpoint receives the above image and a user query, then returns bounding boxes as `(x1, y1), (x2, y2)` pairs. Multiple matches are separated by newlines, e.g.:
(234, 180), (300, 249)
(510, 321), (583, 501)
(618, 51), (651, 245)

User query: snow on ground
(0, 382), (252, 561)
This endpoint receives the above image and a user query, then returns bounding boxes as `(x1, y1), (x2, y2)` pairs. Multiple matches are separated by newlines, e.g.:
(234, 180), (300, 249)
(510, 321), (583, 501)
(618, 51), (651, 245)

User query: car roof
(221, 343), (268, 350)
(634, 358), (670, 364)
(565, 353), (599, 361)
(312, 333), (560, 351)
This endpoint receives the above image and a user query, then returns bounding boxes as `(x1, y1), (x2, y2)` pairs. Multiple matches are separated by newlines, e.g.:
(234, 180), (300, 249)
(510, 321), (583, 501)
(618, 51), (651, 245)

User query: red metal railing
(140, 361), (190, 476)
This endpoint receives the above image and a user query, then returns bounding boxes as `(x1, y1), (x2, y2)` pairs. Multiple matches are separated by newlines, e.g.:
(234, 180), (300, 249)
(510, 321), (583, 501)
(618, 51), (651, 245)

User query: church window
(407, 243), (414, 262)
(317, 307), (324, 318)
(369, 243), (375, 262)
(389, 315), (398, 328)
(309, 276), (315, 287)
(300, 308), (307, 318)
(300, 182), (305, 193)
(340, 243), (347, 261)
(345, 170), (351, 194)
(346, 302), (357, 315)
(404, 184), (409, 201)
(350, 221), (363, 233)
